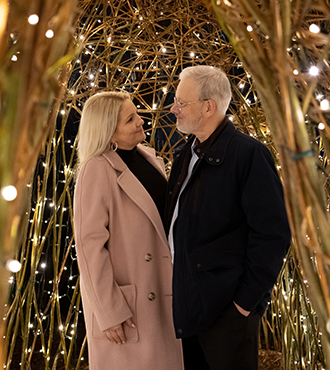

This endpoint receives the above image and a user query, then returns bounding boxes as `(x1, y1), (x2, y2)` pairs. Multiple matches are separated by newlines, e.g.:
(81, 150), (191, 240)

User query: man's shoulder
(230, 129), (271, 155)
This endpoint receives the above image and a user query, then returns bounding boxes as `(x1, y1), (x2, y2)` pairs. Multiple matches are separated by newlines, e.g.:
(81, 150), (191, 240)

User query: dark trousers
(182, 302), (260, 370)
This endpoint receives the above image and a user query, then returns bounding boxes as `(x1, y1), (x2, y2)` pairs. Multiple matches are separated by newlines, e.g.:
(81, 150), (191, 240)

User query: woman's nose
(137, 116), (144, 126)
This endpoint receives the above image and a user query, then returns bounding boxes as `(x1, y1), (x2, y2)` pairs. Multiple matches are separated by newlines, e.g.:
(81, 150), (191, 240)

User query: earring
(110, 142), (118, 152)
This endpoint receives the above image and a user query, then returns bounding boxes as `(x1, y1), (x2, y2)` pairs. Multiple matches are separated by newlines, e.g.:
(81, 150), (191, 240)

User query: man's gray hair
(179, 65), (232, 117)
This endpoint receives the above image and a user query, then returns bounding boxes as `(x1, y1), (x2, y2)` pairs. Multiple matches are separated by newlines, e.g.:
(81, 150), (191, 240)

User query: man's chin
(176, 123), (191, 135)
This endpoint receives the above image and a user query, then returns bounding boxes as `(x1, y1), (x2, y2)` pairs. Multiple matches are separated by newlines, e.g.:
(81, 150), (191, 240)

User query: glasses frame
(173, 97), (209, 111)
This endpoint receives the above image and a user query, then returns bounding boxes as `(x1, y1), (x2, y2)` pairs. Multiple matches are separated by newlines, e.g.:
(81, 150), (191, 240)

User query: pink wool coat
(73, 144), (184, 370)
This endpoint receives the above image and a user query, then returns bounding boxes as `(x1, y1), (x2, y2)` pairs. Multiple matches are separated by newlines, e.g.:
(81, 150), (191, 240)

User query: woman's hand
(104, 318), (136, 344)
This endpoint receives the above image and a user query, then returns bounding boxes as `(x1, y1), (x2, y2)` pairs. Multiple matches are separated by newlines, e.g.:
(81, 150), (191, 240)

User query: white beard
(176, 115), (203, 135)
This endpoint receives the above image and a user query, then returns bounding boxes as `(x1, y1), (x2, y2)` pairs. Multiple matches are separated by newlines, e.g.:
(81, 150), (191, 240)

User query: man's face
(170, 78), (205, 135)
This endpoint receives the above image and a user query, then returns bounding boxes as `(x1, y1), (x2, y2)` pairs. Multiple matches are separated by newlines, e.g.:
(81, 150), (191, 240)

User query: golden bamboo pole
(209, 0), (330, 367)
(0, 0), (79, 367)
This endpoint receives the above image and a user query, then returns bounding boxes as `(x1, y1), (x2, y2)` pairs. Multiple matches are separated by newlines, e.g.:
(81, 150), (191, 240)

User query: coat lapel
(102, 145), (168, 248)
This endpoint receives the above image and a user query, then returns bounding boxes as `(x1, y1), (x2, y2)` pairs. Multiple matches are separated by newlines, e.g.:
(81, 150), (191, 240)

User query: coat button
(177, 329), (183, 334)
(148, 292), (156, 301)
(145, 253), (152, 262)
(208, 157), (213, 161)
(197, 263), (202, 269)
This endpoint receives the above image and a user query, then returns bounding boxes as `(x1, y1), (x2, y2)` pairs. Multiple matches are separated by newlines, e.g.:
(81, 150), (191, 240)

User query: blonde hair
(77, 91), (130, 171)
(179, 66), (232, 117)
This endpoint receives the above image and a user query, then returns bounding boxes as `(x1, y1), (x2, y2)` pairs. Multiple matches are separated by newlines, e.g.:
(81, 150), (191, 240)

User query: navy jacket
(165, 119), (291, 338)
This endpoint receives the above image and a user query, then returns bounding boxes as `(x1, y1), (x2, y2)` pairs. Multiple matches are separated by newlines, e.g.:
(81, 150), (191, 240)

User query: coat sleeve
(233, 143), (291, 312)
(74, 158), (133, 331)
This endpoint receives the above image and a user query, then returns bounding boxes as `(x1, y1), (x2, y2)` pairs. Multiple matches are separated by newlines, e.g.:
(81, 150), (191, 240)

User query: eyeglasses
(173, 97), (208, 111)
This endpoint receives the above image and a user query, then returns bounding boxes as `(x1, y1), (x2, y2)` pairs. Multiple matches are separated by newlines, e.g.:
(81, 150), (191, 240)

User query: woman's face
(111, 100), (146, 150)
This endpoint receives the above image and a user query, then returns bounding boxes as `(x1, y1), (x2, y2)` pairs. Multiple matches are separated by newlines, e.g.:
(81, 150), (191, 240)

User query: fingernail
(132, 323), (136, 328)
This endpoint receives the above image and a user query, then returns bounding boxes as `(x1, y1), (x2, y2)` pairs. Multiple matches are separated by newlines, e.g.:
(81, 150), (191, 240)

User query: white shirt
(168, 140), (199, 262)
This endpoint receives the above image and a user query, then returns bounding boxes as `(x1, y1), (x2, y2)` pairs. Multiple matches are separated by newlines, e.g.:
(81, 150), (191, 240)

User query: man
(165, 65), (291, 370)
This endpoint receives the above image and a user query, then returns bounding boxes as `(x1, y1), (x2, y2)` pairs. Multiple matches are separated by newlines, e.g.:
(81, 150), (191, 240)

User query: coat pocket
(92, 284), (139, 342)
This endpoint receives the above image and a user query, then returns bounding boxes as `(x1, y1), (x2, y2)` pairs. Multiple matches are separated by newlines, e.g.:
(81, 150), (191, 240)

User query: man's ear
(205, 99), (217, 117)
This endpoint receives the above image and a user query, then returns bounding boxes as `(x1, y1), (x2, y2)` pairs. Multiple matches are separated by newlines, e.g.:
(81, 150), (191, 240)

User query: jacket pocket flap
(189, 250), (245, 272)
(92, 284), (139, 342)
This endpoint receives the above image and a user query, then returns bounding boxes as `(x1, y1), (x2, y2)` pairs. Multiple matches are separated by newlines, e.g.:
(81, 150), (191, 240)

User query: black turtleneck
(116, 147), (167, 222)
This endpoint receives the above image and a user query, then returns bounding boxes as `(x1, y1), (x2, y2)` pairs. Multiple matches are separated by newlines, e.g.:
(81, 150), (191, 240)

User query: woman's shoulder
(78, 154), (113, 182)
(137, 143), (156, 157)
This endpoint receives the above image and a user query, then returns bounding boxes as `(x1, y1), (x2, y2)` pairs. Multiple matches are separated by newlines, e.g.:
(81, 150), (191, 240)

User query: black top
(117, 147), (167, 222)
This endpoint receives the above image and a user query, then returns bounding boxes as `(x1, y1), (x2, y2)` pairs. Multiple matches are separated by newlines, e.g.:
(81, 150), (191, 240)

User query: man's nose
(171, 104), (179, 114)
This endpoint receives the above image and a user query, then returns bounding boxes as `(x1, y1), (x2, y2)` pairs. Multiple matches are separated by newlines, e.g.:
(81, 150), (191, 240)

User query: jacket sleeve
(74, 158), (133, 331)
(233, 144), (291, 312)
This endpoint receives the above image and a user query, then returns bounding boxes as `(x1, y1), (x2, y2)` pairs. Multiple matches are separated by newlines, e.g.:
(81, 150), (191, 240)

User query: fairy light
(1, 185), (17, 201)
(11, 55), (17, 61)
(28, 14), (39, 25)
(309, 24), (320, 34)
(320, 99), (329, 110)
(293, 69), (299, 75)
(309, 66), (319, 76)
(190, 52), (195, 57)
(45, 29), (54, 38)
(6, 259), (21, 273)
(318, 122), (325, 130)
(246, 25), (253, 32)
(162, 47), (166, 52)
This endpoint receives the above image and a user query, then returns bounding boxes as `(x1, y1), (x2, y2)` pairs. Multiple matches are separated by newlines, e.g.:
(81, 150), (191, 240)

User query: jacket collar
(101, 144), (169, 248)
(175, 117), (236, 166)
(101, 144), (165, 175)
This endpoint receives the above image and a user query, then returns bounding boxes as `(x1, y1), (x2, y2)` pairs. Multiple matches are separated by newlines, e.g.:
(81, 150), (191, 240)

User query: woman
(73, 91), (183, 370)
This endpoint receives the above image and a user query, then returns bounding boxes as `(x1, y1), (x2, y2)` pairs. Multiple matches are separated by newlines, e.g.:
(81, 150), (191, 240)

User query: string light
(11, 55), (17, 61)
(1, 185), (17, 201)
(6, 259), (21, 273)
(309, 66), (319, 76)
(293, 69), (299, 75)
(309, 24), (320, 34)
(28, 14), (39, 25)
(45, 30), (54, 38)
(320, 99), (329, 110)
(246, 25), (253, 32)
(318, 122), (325, 130)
